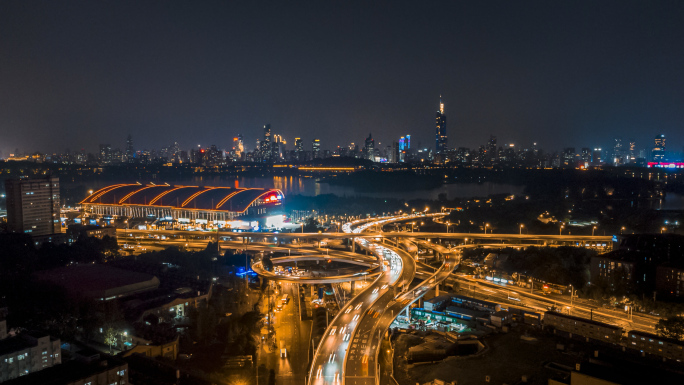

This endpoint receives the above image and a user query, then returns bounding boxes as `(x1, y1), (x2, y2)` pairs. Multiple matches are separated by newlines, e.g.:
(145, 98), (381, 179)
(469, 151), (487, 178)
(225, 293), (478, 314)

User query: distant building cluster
(4, 97), (681, 168)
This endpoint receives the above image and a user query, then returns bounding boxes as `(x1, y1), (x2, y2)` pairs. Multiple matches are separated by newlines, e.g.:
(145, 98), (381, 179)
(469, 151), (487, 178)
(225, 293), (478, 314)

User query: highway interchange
(116, 216), (658, 385)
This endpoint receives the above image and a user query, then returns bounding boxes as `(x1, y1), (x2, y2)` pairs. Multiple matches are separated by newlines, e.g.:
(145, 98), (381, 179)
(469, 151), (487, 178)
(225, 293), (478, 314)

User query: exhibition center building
(80, 183), (284, 229)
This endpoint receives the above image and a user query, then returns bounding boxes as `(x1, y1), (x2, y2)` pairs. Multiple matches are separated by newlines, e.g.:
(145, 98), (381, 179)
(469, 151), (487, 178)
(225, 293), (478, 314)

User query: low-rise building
(122, 334), (179, 361)
(444, 306), (488, 322)
(543, 311), (622, 344)
(423, 294), (452, 312)
(450, 294), (501, 312)
(35, 264), (160, 301)
(67, 225), (116, 241)
(122, 286), (212, 324)
(490, 310), (512, 327)
(590, 253), (635, 287)
(656, 264), (684, 298)
(549, 359), (684, 385)
(0, 331), (61, 382)
(3, 354), (128, 385)
(625, 330), (684, 362)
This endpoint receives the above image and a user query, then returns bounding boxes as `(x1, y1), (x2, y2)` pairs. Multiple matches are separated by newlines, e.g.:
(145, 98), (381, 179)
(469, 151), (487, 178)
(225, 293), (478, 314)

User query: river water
(657, 192), (684, 211)
(68, 175), (525, 201)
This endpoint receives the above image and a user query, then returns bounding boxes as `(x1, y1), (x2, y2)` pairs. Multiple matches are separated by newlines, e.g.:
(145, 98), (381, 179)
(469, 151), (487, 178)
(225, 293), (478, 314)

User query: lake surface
(659, 192), (684, 211)
(66, 175), (526, 201)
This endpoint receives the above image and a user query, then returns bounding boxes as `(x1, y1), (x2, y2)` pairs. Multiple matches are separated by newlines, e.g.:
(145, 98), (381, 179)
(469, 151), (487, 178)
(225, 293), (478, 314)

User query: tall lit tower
(435, 96), (447, 154)
(125, 134), (134, 162)
(262, 124), (272, 162)
(233, 135), (244, 159)
(312, 139), (321, 159)
(653, 134), (666, 162)
(364, 133), (375, 161)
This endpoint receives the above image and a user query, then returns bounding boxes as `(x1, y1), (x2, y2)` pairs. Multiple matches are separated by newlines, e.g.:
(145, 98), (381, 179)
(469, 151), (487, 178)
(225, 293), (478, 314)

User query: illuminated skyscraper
(233, 135), (244, 159)
(5, 176), (60, 237)
(435, 96), (447, 154)
(99, 144), (112, 164)
(626, 139), (636, 163)
(653, 134), (666, 161)
(261, 124), (272, 162)
(125, 134), (134, 162)
(271, 134), (286, 162)
(487, 135), (497, 163)
(364, 133), (375, 161)
(312, 139), (321, 159)
(295, 138), (305, 161)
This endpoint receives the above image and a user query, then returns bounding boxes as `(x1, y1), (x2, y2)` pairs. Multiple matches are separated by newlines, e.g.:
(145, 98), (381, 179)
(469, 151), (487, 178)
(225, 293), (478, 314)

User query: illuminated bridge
(80, 183), (284, 226)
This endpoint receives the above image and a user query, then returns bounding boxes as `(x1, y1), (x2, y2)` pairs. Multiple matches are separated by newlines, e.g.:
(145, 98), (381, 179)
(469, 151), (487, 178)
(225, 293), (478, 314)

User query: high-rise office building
(233, 135), (244, 160)
(364, 133), (375, 161)
(592, 148), (603, 165)
(125, 135), (134, 162)
(312, 139), (321, 159)
(627, 139), (636, 163)
(613, 138), (623, 165)
(390, 141), (399, 163)
(487, 135), (497, 163)
(435, 96), (447, 154)
(99, 144), (112, 164)
(580, 148), (592, 164)
(271, 134), (286, 162)
(562, 148), (576, 167)
(5, 176), (60, 237)
(295, 138), (305, 161)
(653, 134), (666, 162)
(261, 124), (272, 162)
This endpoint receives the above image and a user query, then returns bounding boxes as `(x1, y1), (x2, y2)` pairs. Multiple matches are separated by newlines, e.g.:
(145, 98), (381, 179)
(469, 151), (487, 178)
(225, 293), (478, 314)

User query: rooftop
(445, 306), (488, 318)
(3, 357), (127, 385)
(545, 310), (622, 330)
(80, 184), (284, 213)
(35, 264), (159, 299)
(627, 329), (684, 346)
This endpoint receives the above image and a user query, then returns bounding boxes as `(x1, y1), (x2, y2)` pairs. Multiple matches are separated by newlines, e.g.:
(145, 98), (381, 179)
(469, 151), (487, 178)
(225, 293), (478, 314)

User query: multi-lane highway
(309, 240), (411, 385)
(343, 217), (457, 385)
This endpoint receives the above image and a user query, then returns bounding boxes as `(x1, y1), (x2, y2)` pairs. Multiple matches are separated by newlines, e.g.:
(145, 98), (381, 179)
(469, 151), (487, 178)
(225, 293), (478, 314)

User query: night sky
(1, 1), (683, 156)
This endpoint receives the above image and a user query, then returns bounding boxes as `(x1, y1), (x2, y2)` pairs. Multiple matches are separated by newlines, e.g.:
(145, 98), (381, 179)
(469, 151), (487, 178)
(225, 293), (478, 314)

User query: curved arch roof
(81, 184), (284, 213)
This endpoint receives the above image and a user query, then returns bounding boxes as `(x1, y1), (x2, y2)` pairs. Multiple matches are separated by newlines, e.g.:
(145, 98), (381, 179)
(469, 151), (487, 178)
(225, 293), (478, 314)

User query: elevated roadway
(309, 240), (412, 385)
(118, 228), (613, 245)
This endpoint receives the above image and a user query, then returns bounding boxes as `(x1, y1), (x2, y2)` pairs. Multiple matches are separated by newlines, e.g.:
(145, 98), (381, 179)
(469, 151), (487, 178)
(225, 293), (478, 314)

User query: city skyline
(2, 2), (684, 155)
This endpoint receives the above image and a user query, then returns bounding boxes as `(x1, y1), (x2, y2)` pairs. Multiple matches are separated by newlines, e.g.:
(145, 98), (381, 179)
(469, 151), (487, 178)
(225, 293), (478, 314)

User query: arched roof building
(80, 184), (284, 223)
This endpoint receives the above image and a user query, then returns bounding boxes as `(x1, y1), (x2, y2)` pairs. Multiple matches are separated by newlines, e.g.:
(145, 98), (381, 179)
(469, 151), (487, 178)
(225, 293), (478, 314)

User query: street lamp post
(445, 222), (450, 233)
(592, 226), (597, 236)
(519, 224), (524, 235)
(661, 227), (667, 234)
(569, 284), (574, 313)
(559, 225), (564, 236)
(621, 226), (626, 235)
(484, 223), (489, 234)
(529, 279), (533, 294)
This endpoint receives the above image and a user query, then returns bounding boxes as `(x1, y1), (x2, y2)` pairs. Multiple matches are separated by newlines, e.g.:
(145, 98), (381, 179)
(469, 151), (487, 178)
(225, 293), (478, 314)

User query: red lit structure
(647, 162), (684, 169)
(80, 184), (283, 226)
